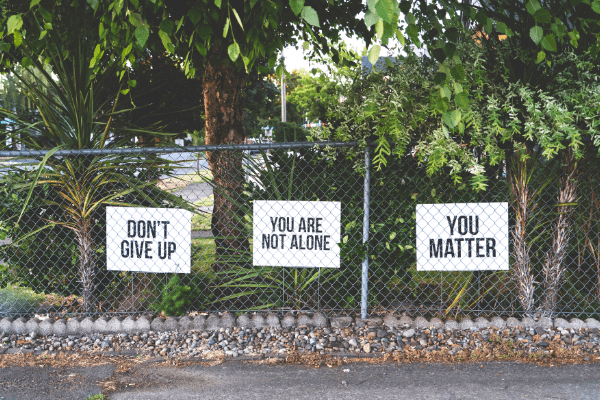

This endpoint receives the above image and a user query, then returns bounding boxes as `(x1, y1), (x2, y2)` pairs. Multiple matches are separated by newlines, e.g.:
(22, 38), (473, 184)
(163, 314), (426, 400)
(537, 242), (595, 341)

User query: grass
(192, 238), (217, 273)
(192, 195), (214, 231)
(84, 394), (107, 400)
(156, 170), (213, 192)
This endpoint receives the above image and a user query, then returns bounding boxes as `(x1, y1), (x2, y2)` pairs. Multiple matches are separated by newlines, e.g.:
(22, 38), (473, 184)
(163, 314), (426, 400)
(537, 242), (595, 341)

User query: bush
(151, 273), (211, 316)
(0, 284), (45, 316)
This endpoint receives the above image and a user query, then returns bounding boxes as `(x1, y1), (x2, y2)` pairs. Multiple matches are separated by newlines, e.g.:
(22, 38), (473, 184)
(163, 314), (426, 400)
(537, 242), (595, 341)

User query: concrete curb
(1, 314), (598, 336)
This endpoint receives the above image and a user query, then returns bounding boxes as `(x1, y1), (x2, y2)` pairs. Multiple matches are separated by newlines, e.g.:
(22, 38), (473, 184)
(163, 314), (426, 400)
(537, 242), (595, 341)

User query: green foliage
(152, 274), (209, 317)
(0, 285), (45, 315)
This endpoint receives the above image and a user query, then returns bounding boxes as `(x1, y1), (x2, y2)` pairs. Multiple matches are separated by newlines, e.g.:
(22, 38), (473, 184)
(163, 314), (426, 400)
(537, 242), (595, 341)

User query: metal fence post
(361, 145), (370, 320)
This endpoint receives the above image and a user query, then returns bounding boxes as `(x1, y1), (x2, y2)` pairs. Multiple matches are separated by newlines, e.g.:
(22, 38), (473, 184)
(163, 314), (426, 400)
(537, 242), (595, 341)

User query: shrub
(0, 284), (45, 316)
(151, 273), (210, 316)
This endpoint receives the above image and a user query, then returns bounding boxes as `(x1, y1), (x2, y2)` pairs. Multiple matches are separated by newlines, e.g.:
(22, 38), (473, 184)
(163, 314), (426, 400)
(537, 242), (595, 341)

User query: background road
(1, 360), (599, 400)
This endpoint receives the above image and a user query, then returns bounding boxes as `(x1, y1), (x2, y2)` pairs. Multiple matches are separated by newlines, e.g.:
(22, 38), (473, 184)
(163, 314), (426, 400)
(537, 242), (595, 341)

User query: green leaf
(530, 26), (543, 45)
(187, 8), (201, 25)
(592, 0), (600, 13)
(21, 56), (32, 68)
(551, 21), (566, 39)
(130, 0), (139, 7)
(232, 8), (244, 31)
(7, 15), (23, 33)
(367, 0), (377, 12)
(195, 42), (207, 56)
(541, 34), (557, 52)
(302, 41), (309, 50)
(290, 0), (305, 16)
(127, 79), (137, 87)
(214, 0), (222, 9)
(39, 30), (47, 39)
(375, 19), (384, 38)
(445, 27), (459, 42)
(376, 0), (395, 24)
(432, 48), (446, 63)
(443, 109), (462, 129)
(120, 88), (130, 95)
(121, 42), (133, 59)
(368, 44), (381, 65)
(434, 72), (447, 85)
(301, 6), (320, 27)
(450, 64), (465, 81)
(160, 19), (174, 35)
(406, 12), (416, 25)
(533, 8), (551, 23)
(87, 0), (99, 11)
(365, 11), (379, 27)
(395, 29), (405, 46)
(223, 18), (230, 37)
(159, 30), (175, 53)
(44, 22), (52, 30)
(406, 24), (419, 43)
(268, 57), (276, 70)
(30, 0), (41, 7)
(90, 44), (102, 68)
(228, 42), (240, 61)
(536, 50), (546, 63)
(454, 92), (469, 110)
(135, 26), (149, 47)
(526, 0), (542, 15)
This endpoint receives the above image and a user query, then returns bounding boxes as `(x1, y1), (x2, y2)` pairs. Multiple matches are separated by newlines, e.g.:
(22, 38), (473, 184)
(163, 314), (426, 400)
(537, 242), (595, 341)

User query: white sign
(416, 202), (509, 271)
(253, 200), (341, 268)
(106, 207), (191, 273)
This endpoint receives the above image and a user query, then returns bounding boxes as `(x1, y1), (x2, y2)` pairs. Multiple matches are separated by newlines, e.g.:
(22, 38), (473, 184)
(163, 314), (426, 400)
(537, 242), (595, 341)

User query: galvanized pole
(361, 145), (370, 319)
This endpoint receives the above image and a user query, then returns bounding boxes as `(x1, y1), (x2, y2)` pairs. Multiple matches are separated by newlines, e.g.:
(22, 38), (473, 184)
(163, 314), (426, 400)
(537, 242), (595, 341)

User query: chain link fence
(1, 142), (599, 320)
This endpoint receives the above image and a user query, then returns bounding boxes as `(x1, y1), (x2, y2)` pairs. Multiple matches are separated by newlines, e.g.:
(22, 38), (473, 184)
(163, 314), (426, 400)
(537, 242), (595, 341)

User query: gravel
(2, 320), (599, 360)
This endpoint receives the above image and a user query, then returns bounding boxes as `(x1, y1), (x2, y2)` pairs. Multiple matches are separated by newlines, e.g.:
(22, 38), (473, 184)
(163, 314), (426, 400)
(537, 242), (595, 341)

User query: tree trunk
(507, 153), (536, 315)
(539, 149), (578, 316)
(77, 217), (97, 315)
(203, 49), (249, 272)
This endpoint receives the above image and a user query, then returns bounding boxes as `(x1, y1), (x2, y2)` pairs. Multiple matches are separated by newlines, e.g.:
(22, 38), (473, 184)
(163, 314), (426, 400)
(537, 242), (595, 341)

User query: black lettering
(316, 218), (323, 233)
(279, 234), (286, 249)
(476, 238), (484, 257)
(286, 217), (294, 232)
(145, 241), (152, 259)
(168, 242), (176, 259)
(430, 239), (443, 258)
(147, 221), (156, 238)
(262, 234), (270, 249)
(127, 220), (136, 237)
(486, 238), (496, 257)
(469, 216), (479, 235)
(278, 217), (286, 232)
(121, 240), (129, 257)
(299, 235), (306, 249)
(137, 221), (146, 238)
(298, 218), (306, 233)
(315, 235), (323, 250)
(135, 241), (143, 258)
(158, 242), (167, 259)
(270, 217), (278, 231)
(307, 218), (315, 232)
(306, 235), (314, 250)
(162, 221), (170, 238)
(290, 235), (298, 249)
(270, 234), (278, 249)
(458, 216), (468, 235)
(447, 216), (457, 235)
(323, 235), (331, 250)
(455, 238), (464, 257)
(130, 241), (135, 258)
(444, 239), (455, 258)
(465, 238), (474, 257)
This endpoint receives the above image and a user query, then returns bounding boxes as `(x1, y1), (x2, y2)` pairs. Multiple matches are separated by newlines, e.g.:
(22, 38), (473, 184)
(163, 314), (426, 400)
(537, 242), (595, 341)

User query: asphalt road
(2, 360), (600, 400)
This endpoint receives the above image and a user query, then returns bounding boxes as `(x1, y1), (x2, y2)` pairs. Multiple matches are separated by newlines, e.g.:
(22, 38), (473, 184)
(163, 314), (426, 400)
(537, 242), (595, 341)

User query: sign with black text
(253, 201), (341, 268)
(106, 207), (191, 273)
(416, 203), (509, 271)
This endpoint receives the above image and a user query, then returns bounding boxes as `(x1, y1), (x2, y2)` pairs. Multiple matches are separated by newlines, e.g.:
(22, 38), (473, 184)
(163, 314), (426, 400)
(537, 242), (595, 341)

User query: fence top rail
(0, 141), (360, 157)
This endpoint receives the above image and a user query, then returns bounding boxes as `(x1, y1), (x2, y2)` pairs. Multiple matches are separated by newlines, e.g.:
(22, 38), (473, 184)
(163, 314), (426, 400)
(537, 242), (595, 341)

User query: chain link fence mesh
(0, 142), (599, 320)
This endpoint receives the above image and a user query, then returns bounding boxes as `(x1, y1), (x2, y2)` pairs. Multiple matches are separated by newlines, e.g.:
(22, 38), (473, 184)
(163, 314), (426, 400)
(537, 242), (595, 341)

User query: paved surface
(172, 182), (213, 203)
(0, 364), (115, 400)
(3, 360), (599, 400)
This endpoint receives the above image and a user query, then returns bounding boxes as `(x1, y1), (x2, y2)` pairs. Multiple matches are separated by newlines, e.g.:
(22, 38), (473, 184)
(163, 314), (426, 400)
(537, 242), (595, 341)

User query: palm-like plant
(0, 34), (190, 314)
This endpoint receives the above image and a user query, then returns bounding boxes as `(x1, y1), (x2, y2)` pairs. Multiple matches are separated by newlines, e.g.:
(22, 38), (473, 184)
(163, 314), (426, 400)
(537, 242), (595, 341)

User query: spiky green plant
(0, 33), (191, 315)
